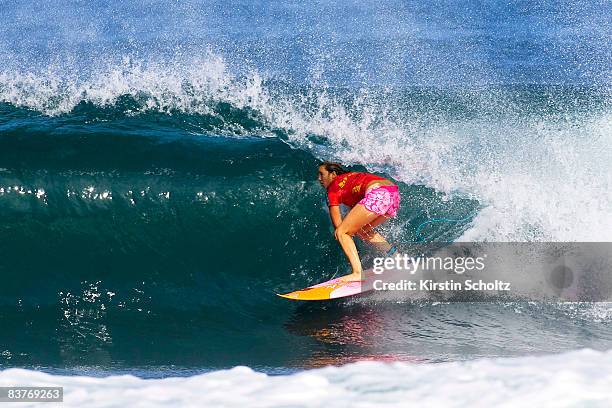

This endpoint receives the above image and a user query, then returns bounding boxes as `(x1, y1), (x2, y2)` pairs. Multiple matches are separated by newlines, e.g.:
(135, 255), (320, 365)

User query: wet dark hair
(318, 161), (349, 175)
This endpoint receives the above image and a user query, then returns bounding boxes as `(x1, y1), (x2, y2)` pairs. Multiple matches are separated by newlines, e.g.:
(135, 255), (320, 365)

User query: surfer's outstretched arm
(329, 205), (343, 229)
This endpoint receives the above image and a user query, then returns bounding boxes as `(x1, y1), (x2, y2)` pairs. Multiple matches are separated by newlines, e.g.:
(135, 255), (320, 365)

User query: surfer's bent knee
(336, 225), (356, 237)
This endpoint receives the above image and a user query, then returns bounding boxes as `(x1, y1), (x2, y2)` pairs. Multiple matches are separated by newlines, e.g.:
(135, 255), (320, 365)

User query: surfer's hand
(334, 228), (339, 240)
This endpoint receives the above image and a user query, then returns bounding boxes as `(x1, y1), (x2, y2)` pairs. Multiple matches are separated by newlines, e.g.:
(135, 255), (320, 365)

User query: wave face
(0, 0), (611, 371)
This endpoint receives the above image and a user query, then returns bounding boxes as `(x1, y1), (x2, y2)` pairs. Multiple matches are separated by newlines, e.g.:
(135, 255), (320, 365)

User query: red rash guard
(327, 172), (386, 207)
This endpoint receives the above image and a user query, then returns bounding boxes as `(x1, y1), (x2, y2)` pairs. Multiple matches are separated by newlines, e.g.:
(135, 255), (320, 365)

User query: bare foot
(337, 272), (364, 282)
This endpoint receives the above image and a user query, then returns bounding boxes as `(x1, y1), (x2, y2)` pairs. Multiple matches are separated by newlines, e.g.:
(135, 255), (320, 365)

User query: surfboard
(277, 274), (369, 301)
(277, 266), (409, 301)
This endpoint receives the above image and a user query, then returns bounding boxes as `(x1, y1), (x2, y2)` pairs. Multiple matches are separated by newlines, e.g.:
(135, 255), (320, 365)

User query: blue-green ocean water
(0, 0), (611, 376)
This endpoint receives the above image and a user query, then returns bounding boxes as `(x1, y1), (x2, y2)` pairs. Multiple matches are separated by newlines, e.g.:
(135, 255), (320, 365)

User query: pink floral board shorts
(359, 185), (400, 217)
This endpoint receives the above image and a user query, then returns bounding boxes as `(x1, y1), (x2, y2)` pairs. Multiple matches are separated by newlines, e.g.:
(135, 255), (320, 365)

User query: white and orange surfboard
(277, 274), (369, 301)
(278, 264), (411, 301)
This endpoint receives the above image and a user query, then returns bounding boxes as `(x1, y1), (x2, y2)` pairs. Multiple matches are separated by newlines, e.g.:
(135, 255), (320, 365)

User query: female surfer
(317, 161), (400, 282)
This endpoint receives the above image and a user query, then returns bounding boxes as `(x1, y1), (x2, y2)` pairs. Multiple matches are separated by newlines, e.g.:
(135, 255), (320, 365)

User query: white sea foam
(1, 349), (611, 407)
(0, 52), (267, 120)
